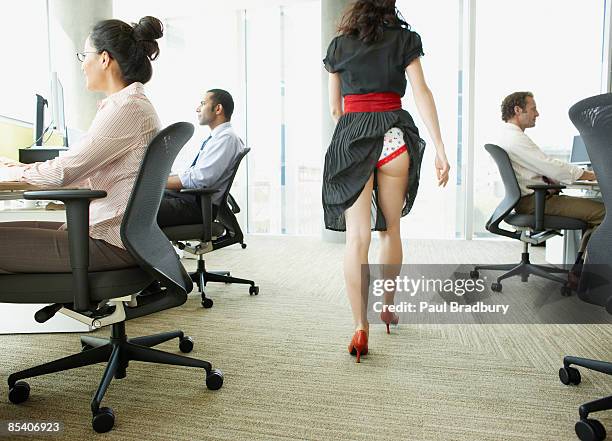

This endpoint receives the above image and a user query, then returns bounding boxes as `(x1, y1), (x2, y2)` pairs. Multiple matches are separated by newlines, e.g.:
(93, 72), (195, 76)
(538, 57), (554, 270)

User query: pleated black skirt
(322, 109), (426, 231)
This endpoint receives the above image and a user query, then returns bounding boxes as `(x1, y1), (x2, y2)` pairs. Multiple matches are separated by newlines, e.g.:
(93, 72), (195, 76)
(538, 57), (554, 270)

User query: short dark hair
(501, 91), (534, 122)
(207, 89), (234, 120)
(90, 16), (164, 85)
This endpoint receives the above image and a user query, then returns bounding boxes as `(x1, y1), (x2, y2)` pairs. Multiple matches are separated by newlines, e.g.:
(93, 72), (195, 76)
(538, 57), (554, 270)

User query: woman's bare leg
(344, 174), (375, 334)
(377, 149), (410, 308)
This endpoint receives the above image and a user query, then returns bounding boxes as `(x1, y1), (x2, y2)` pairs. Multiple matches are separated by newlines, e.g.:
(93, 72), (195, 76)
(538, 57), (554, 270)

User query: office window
(244, 8), (283, 234)
(472, 0), (606, 237)
(395, 1), (460, 239)
(245, 1), (321, 235)
(0, 1), (50, 123)
(282, 3), (322, 235)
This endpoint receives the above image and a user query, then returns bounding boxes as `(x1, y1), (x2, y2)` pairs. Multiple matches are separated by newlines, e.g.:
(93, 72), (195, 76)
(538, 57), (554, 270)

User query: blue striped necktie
(191, 135), (212, 167)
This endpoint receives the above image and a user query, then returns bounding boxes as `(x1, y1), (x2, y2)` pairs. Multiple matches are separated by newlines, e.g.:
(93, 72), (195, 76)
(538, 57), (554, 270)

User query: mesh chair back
(569, 93), (612, 303)
(121, 122), (195, 293)
(484, 144), (522, 239)
(219, 148), (250, 208)
(216, 148), (250, 237)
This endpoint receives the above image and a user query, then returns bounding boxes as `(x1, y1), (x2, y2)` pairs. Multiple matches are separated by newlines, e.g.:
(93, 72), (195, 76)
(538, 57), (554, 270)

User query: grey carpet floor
(1, 236), (611, 441)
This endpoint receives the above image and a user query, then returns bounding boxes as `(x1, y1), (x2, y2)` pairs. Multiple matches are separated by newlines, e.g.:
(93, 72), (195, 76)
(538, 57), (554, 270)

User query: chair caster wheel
(559, 366), (581, 385)
(179, 336), (194, 353)
(8, 381), (30, 404)
(249, 285), (259, 296)
(92, 407), (115, 433)
(561, 284), (572, 296)
(241, 243), (247, 249)
(201, 297), (214, 309)
(470, 270), (479, 279)
(575, 418), (606, 441)
(491, 282), (502, 292)
(206, 369), (224, 390)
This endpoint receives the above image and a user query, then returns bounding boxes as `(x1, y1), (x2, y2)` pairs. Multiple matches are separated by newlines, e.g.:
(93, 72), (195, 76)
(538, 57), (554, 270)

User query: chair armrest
(227, 193), (240, 214)
(525, 185), (565, 232)
(179, 188), (218, 196)
(180, 188), (219, 242)
(526, 184), (566, 191)
(24, 189), (107, 311)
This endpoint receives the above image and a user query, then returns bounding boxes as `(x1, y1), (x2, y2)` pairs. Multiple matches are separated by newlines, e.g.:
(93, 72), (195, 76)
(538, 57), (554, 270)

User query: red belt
(343, 92), (402, 113)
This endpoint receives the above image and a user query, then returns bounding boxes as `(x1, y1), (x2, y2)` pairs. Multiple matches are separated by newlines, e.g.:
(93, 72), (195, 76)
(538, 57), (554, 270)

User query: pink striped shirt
(18, 82), (160, 249)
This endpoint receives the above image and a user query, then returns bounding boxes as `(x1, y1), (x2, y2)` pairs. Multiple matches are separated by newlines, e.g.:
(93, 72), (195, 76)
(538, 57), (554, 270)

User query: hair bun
(132, 16), (164, 60)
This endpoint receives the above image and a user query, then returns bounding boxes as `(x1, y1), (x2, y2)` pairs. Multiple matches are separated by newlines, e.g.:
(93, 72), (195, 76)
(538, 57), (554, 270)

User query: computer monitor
(50, 72), (68, 148)
(570, 135), (590, 165)
(33, 94), (47, 146)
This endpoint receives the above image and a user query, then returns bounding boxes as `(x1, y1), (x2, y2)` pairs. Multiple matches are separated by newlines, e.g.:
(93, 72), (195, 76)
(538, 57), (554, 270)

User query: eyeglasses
(75, 51), (99, 62)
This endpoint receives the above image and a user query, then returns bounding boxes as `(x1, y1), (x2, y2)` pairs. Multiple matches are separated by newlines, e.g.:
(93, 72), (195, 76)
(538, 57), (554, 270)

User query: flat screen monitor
(33, 94), (47, 146)
(50, 72), (68, 147)
(570, 135), (590, 165)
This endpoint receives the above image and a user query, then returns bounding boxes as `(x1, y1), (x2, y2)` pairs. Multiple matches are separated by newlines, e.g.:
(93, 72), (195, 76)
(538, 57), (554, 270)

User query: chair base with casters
(172, 234), (259, 309)
(191, 251), (259, 309)
(559, 356), (612, 441)
(471, 240), (572, 296)
(8, 317), (223, 434)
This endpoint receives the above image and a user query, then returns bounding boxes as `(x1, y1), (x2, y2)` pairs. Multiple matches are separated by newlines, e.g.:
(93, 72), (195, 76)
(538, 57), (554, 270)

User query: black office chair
(163, 147), (258, 309)
(471, 144), (587, 296)
(1, 122), (223, 434)
(559, 93), (612, 441)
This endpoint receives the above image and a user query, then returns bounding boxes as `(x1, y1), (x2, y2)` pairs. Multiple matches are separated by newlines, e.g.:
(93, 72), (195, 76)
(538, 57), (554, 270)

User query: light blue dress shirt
(178, 122), (245, 205)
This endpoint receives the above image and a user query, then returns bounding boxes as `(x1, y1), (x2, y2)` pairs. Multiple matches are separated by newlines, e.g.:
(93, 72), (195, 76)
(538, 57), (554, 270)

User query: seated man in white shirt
(158, 89), (245, 227)
(496, 91), (605, 260)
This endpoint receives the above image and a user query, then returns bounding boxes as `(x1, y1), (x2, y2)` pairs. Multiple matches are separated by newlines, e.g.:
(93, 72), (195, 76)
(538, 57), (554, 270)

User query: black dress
(322, 26), (426, 231)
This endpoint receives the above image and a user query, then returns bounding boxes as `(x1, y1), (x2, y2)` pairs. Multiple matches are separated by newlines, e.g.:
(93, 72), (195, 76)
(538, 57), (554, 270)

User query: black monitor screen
(570, 135), (590, 165)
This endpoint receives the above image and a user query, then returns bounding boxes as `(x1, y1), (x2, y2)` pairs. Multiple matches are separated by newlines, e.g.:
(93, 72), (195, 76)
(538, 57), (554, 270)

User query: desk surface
(0, 181), (39, 191)
(565, 181), (600, 190)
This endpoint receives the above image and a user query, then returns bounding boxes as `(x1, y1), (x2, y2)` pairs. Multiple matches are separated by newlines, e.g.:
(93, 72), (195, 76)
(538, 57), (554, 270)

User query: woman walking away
(322, 0), (450, 363)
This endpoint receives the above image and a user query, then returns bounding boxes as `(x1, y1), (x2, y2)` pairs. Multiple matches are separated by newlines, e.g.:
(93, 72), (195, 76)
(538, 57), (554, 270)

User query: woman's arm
(406, 58), (450, 187)
(328, 73), (343, 124)
(20, 101), (150, 188)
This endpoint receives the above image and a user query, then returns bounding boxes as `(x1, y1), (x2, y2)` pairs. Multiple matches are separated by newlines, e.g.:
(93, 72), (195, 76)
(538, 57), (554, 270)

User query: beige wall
(0, 121), (63, 160)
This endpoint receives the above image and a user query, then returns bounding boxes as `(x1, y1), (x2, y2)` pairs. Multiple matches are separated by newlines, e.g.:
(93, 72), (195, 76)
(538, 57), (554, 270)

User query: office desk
(0, 181), (91, 334)
(565, 181), (600, 192)
(0, 181), (39, 200)
(545, 181), (601, 265)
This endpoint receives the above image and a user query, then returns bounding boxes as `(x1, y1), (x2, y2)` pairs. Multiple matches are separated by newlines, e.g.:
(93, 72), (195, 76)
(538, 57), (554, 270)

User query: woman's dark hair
(207, 89), (235, 120)
(90, 16), (164, 85)
(337, 0), (408, 44)
(501, 91), (534, 122)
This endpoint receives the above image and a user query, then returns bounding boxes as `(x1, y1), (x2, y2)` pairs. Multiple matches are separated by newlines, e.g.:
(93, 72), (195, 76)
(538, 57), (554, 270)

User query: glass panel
(396, 1), (460, 239)
(0, 1), (49, 122)
(282, 2), (322, 235)
(472, 0), (605, 237)
(245, 7), (282, 234)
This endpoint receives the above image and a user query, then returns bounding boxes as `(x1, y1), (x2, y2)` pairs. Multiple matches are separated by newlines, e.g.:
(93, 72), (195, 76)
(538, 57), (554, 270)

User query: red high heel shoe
(348, 330), (368, 363)
(380, 311), (399, 334)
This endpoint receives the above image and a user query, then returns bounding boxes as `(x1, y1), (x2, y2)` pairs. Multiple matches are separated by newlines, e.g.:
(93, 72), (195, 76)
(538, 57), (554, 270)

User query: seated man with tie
(496, 91), (605, 262)
(158, 89), (245, 227)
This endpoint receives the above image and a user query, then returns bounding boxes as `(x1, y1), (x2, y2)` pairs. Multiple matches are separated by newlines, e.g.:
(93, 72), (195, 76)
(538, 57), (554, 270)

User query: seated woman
(0, 16), (164, 273)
